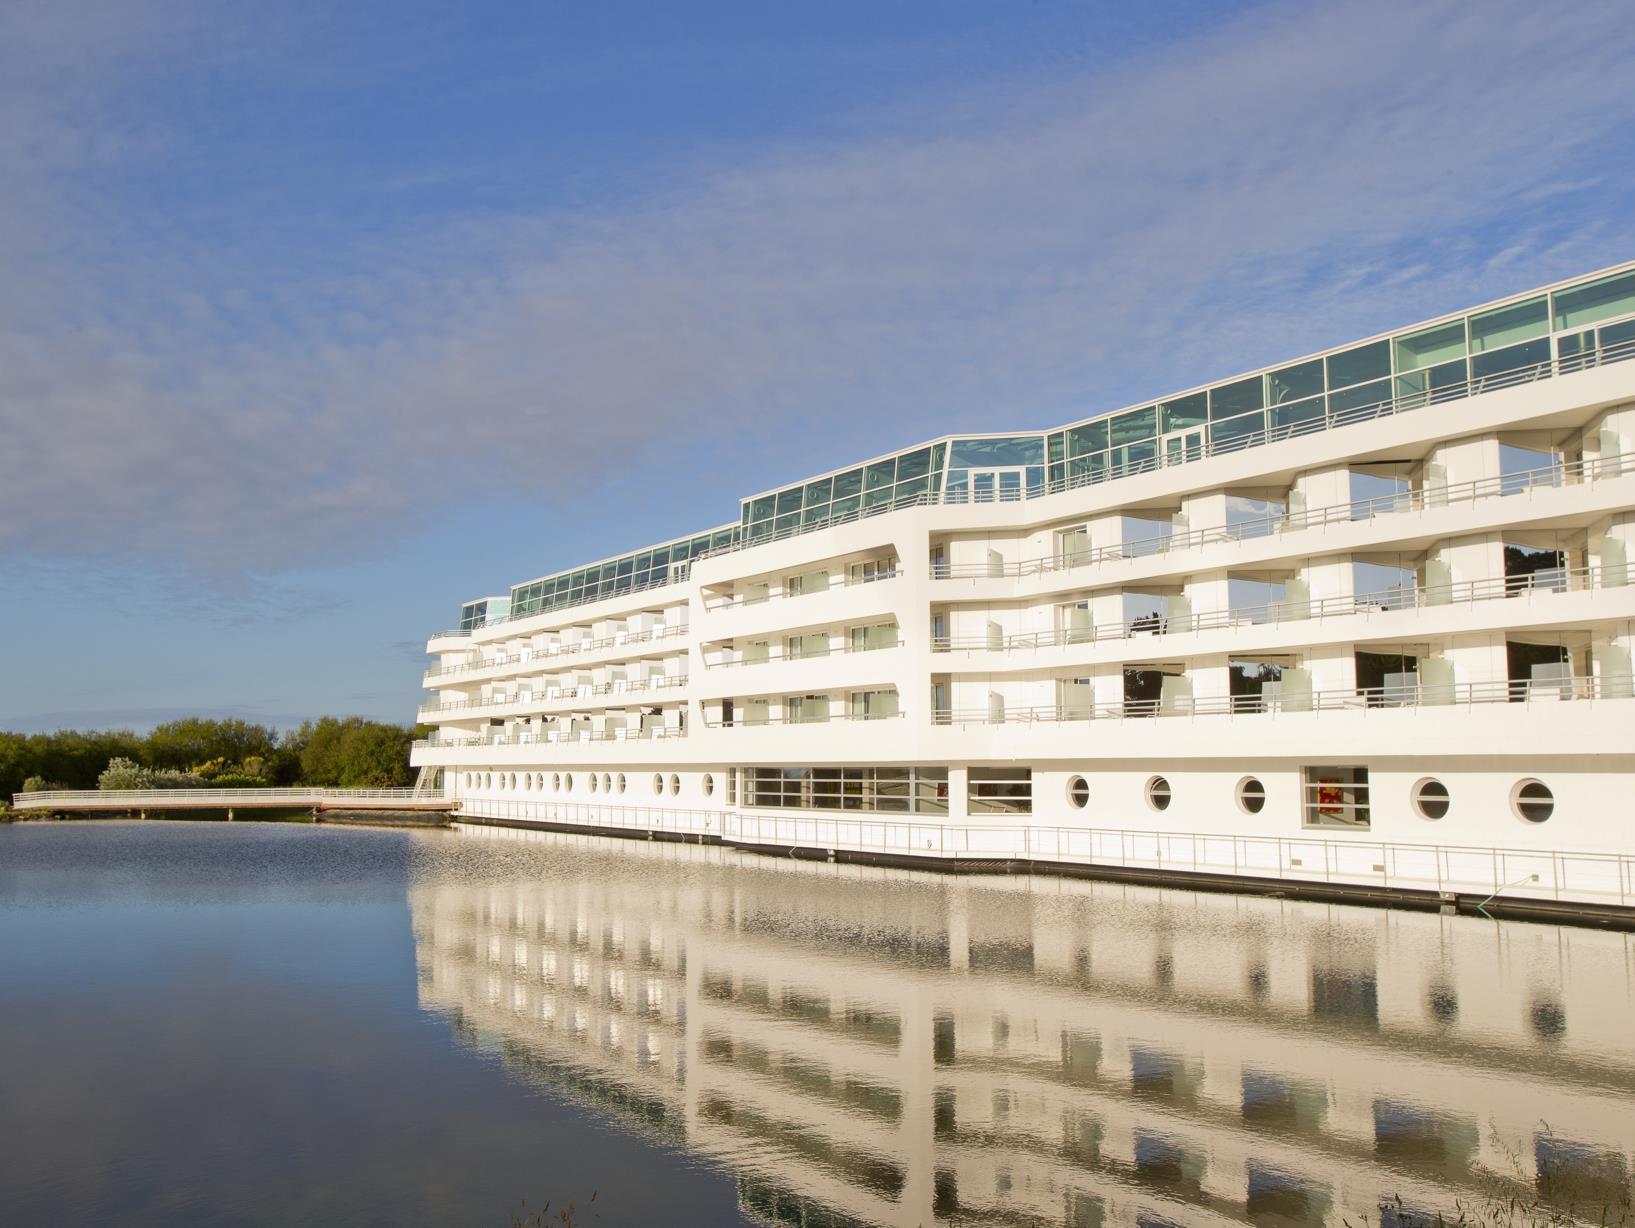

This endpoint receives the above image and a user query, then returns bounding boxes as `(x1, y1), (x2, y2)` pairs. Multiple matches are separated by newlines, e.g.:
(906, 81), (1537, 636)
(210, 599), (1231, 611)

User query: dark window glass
(1066, 420), (1109, 456)
(1267, 359), (1323, 403)
(749, 495), (775, 521)
(804, 477), (832, 504)
(775, 487), (803, 515)
(864, 459), (897, 490)
(1327, 340), (1391, 388)
(831, 468), (863, 499)
(896, 448), (932, 481)
(1210, 377), (1263, 418)
(1110, 406), (1157, 446)
(1159, 392), (1207, 431)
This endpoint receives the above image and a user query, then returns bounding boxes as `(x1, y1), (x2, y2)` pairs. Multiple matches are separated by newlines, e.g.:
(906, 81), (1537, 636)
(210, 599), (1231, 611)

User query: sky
(2, 0), (1634, 733)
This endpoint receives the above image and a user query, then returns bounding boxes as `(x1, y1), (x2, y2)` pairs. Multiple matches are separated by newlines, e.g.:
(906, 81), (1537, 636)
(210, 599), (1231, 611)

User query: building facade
(412, 261), (1635, 913)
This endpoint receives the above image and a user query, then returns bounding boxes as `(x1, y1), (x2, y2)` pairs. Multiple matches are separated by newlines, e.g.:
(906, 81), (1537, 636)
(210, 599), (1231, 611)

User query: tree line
(0, 717), (429, 798)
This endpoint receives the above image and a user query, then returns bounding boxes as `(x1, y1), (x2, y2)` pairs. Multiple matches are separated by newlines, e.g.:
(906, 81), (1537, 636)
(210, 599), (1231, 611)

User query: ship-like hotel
(412, 261), (1635, 917)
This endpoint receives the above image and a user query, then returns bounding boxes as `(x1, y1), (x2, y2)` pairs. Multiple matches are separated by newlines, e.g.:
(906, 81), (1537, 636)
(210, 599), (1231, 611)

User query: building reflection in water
(410, 825), (1635, 1228)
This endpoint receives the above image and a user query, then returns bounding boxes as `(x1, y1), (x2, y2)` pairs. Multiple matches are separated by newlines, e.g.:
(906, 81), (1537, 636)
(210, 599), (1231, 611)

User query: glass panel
(1329, 379), (1391, 417)
(864, 459), (896, 490)
(1066, 420), (1109, 456)
(895, 475), (931, 501)
(948, 436), (1045, 467)
(1471, 338), (1550, 381)
(802, 503), (830, 527)
(863, 485), (893, 508)
(1211, 410), (1265, 447)
(1109, 406), (1157, 446)
(803, 476), (833, 505)
(1047, 432), (1065, 463)
(1553, 269), (1635, 330)
(1159, 392), (1208, 431)
(1326, 340), (1390, 389)
(1270, 396), (1324, 433)
(1469, 297), (1547, 351)
(748, 494), (775, 521)
(831, 468), (863, 499)
(1210, 377), (1263, 418)
(1394, 321), (1465, 371)
(944, 470), (969, 497)
(1266, 360), (1323, 404)
(831, 494), (860, 519)
(775, 487), (802, 515)
(896, 448), (932, 481)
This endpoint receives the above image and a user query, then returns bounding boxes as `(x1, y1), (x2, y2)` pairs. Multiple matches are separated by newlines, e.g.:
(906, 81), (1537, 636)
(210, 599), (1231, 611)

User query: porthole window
(484, 772), (492, 789)
(1067, 776), (1090, 809)
(670, 773), (681, 797)
(603, 772), (613, 793)
(1146, 776), (1172, 812)
(1412, 778), (1450, 820)
(552, 772), (561, 793)
(617, 773), (627, 794)
(1512, 779), (1554, 823)
(563, 772), (574, 793)
(588, 773), (599, 793)
(509, 773), (517, 790)
(463, 772), (472, 787)
(653, 773), (665, 796)
(1236, 777), (1266, 815)
(703, 772), (715, 798)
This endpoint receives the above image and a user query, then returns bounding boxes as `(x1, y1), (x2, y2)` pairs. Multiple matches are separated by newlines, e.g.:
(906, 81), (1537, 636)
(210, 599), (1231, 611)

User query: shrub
(97, 757), (206, 791)
(208, 774), (269, 789)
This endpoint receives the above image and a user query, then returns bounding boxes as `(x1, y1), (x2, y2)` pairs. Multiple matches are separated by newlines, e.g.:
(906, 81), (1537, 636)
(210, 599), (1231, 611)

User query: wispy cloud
(2, 0), (1633, 583)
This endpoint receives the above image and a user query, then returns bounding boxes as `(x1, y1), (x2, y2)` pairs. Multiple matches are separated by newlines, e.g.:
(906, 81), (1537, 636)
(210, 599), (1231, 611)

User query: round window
(703, 772), (715, 798)
(670, 773), (681, 797)
(563, 772), (574, 793)
(509, 773), (517, 790)
(463, 773), (472, 787)
(653, 773), (665, 796)
(1236, 777), (1266, 815)
(602, 772), (612, 793)
(1512, 779), (1554, 823)
(617, 773), (627, 794)
(1067, 776), (1090, 809)
(552, 772), (561, 793)
(1146, 776), (1172, 812)
(588, 773), (598, 793)
(1413, 778), (1450, 820)
(483, 772), (492, 789)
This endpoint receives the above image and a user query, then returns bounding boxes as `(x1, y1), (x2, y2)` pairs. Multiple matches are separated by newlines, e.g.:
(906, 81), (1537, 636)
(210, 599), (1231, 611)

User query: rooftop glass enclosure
(455, 263), (1635, 630)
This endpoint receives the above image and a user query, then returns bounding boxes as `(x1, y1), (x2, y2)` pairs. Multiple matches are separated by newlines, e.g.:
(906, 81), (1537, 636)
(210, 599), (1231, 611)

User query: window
(552, 772), (561, 792)
(703, 773), (715, 798)
(588, 773), (598, 793)
(1067, 776), (1090, 809)
(616, 773), (626, 794)
(969, 767), (1032, 815)
(1146, 776), (1172, 812)
(1512, 779), (1554, 823)
(1412, 778), (1450, 819)
(787, 694), (830, 724)
(743, 766), (947, 813)
(603, 772), (612, 793)
(849, 622), (899, 652)
(725, 768), (737, 805)
(669, 773), (681, 797)
(563, 773), (574, 793)
(1237, 777), (1266, 815)
(1302, 766), (1370, 828)
(653, 773), (664, 796)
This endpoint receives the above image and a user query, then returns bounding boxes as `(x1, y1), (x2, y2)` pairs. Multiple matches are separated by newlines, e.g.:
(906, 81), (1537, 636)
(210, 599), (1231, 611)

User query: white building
(412, 261), (1635, 915)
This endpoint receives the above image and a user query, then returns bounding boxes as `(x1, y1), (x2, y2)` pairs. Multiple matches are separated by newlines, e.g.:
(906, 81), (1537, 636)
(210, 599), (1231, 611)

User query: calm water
(2, 822), (1632, 1228)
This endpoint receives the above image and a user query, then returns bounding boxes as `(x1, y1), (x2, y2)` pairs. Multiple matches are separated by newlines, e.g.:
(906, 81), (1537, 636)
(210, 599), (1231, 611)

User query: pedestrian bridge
(11, 787), (452, 813)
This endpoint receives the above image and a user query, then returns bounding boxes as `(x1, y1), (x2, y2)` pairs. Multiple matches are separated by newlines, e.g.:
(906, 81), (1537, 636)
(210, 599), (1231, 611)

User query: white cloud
(2, 0), (1633, 580)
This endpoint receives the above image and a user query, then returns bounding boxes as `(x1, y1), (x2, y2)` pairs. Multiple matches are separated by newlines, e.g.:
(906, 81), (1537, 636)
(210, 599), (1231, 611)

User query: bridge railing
(10, 787), (429, 809)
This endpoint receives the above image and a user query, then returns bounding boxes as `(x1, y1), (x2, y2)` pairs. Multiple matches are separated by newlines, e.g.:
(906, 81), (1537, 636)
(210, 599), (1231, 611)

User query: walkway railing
(932, 674), (1635, 726)
(933, 564), (1625, 653)
(418, 675), (689, 719)
(932, 450), (1634, 580)
(452, 798), (1635, 909)
(424, 624), (688, 682)
(11, 787), (430, 809)
(413, 725), (687, 751)
(431, 336), (1635, 637)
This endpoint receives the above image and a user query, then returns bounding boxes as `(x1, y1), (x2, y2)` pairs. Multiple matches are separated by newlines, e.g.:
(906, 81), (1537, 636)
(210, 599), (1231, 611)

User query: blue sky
(2, 0), (1634, 733)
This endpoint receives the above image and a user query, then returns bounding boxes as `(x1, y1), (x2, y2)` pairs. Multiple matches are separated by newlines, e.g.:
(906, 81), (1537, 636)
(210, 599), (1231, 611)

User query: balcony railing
(933, 674), (1634, 726)
(704, 637), (902, 670)
(419, 675), (689, 718)
(703, 710), (906, 729)
(434, 333), (1634, 638)
(413, 724), (687, 751)
(701, 567), (899, 613)
(424, 624), (688, 682)
(932, 450), (1634, 581)
(933, 564), (1625, 652)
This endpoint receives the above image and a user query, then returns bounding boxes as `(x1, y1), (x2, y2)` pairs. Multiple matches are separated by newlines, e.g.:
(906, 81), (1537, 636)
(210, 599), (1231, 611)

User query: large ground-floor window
(744, 766), (948, 813)
(969, 767), (1032, 815)
(1302, 766), (1370, 828)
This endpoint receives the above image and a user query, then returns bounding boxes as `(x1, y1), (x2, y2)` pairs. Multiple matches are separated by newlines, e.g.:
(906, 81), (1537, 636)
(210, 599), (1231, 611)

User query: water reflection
(412, 824), (1635, 1228)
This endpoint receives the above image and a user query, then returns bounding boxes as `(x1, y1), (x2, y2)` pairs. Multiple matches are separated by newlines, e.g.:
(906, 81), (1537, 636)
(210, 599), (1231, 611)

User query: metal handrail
(932, 450), (1634, 580)
(413, 725), (687, 750)
(703, 638), (902, 670)
(932, 563), (1624, 652)
(701, 567), (900, 613)
(703, 710), (905, 729)
(11, 786), (423, 807)
(424, 624), (688, 682)
(419, 675), (690, 717)
(450, 799), (1635, 908)
(434, 334), (1634, 637)
(932, 674), (1634, 726)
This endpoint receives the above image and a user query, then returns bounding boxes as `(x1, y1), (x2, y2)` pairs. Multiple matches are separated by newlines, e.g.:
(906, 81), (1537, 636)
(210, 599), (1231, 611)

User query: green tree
(142, 718), (278, 772)
(297, 717), (414, 788)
